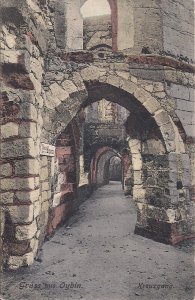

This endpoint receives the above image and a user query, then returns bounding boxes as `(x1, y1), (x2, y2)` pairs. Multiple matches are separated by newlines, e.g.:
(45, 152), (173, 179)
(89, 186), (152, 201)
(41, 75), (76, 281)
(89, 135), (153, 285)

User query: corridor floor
(1, 182), (195, 300)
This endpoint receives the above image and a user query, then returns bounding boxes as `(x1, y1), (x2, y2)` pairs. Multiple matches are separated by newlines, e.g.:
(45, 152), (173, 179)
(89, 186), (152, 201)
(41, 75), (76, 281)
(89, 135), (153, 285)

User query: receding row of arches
(41, 77), (191, 247)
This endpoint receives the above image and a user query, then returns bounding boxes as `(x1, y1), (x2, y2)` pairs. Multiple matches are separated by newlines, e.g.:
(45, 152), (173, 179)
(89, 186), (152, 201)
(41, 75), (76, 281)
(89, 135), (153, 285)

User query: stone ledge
(61, 52), (195, 74)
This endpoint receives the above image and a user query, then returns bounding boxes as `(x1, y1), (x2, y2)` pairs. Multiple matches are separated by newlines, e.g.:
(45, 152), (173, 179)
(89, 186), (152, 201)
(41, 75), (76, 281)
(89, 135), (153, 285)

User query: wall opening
(80, 0), (117, 51)
(109, 156), (122, 181)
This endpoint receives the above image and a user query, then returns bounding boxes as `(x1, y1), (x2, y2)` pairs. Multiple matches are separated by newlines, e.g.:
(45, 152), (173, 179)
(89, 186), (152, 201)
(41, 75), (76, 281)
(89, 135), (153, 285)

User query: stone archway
(1, 67), (193, 270)
(61, 71), (192, 245)
(90, 146), (121, 188)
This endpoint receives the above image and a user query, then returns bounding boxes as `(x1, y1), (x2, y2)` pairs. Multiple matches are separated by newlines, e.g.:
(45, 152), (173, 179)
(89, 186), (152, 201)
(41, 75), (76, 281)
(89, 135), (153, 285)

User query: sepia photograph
(0, 0), (195, 299)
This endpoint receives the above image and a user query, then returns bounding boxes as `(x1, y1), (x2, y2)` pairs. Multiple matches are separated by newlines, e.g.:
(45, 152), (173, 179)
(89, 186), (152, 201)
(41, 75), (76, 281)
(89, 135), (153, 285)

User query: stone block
(165, 83), (190, 101)
(143, 98), (161, 115)
(116, 71), (130, 80)
(8, 252), (34, 270)
(52, 193), (61, 207)
(19, 103), (38, 121)
(121, 80), (137, 95)
(16, 189), (40, 203)
(40, 167), (49, 182)
(30, 57), (43, 81)
(1, 178), (35, 191)
(19, 122), (37, 139)
(41, 200), (49, 212)
(131, 76), (138, 84)
(41, 156), (48, 167)
(132, 154), (142, 170)
(166, 209), (176, 223)
(142, 84), (153, 93)
(160, 124), (175, 141)
(72, 72), (86, 92)
(134, 88), (154, 104)
(41, 181), (50, 191)
(81, 66), (106, 81)
(176, 110), (194, 126)
(16, 221), (37, 240)
(153, 83), (164, 92)
(41, 191), (48, 203)
(133, 186), (146, 201)
(8, 205), (34, 224)
(50, 82), (69, 102)
(29, 73), (42, 95)
(154, 92), (166, 99)
(134, 171), (143, 185)
(61, 80), (78, 95)
(128, 139), (141, 154)
(106, 75), (121, 88)
(1, 122), (19, 139)
(1, 138), (37, 159)
(33, 201), (41, 219)
(154, 110), (170, 126)
(0, 163), (12, 177)
(30, 238), (39, 255)
(5, 33), (16, 49)
(1, 192), (14, 204)
(15, 159), (39, 176)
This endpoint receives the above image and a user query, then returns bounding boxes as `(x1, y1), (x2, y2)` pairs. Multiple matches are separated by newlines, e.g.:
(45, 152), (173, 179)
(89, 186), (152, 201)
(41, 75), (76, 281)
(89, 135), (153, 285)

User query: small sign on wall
(40, 143), (55, 157)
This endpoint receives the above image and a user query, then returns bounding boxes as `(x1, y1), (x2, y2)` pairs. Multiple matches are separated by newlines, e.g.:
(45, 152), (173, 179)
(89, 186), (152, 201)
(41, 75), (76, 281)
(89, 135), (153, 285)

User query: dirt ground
(1, 182), (195, 300)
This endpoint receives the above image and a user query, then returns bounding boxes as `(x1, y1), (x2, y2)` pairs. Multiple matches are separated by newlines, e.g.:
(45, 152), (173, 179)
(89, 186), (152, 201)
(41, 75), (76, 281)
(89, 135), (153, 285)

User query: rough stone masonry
(0, 0), (195, 270)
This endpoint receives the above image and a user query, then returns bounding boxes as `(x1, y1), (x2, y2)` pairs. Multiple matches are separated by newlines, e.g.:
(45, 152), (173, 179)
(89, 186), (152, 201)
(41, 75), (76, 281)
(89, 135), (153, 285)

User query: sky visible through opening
(81, 0), (111, 18)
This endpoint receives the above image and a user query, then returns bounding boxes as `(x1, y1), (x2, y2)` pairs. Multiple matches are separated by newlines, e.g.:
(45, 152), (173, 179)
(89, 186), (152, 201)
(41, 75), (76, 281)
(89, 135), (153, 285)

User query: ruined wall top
(1, 0), (194, 60)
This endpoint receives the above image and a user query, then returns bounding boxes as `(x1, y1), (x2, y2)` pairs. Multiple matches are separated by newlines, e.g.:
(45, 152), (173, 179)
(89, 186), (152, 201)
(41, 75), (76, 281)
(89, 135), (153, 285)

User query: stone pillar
(117, 0), (134, 51)
(64, 0), (83, 50)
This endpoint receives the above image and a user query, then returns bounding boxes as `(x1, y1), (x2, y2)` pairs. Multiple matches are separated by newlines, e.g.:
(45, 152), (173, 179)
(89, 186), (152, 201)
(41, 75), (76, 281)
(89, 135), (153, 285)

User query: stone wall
(0, 0), (195, 270)
(161, 0), (194, 62)
(83, 15), (112, 51)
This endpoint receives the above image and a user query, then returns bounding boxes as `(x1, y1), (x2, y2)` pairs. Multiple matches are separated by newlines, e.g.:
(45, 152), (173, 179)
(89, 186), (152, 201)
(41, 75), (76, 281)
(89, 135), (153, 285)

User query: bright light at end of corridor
(81, 0), (111, 18)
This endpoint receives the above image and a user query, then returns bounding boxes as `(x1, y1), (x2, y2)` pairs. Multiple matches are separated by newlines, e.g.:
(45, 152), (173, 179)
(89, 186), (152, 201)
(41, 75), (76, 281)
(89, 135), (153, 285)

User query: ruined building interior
(0, 0), (195, 299)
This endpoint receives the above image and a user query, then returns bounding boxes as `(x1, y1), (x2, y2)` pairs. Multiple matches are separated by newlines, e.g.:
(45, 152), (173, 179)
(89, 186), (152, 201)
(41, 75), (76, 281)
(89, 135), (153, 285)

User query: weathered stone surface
(81, 66), (106, 81)
(121, 80), (137, 95)
(143, 98), (161, 115)
(1, 139), (37, 159)
(0, 163), (12, 177)
(165, 83), (190, 101)
(1, 0), (195, 271)
(33, 201), (41, 219)
(19, 122), (37, 139)
(61, 80), (78, 95)
(16, 189), (40, 203)
(16, 221), (37, 240)
(40, 167), (49, 182)
(154, 110), (171, 126)
(0, 208), (5, 237)
(1, 122), (19, 139)
(8, 205), (34, 224)
(1, 178), (35, 191)
(30, 238), (39, 255)
(106, 75), (121, 88)
(134, 88), (154, 105)
(15, 159), (39, 176)
(8, 252), (34, 270)
(0, 192), (14, 204)
(132, 154), (142, 171)
(133, 186), (146, 200)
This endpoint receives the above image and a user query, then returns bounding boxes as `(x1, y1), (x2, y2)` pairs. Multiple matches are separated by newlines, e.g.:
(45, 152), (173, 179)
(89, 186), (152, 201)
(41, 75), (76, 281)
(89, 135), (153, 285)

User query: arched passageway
(109, 156), (122, 181)
(1, 67), (193, 270)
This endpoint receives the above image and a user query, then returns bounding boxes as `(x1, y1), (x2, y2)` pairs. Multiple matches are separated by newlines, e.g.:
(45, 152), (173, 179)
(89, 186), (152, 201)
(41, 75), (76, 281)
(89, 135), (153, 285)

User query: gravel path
(1, 182), (195, 300)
